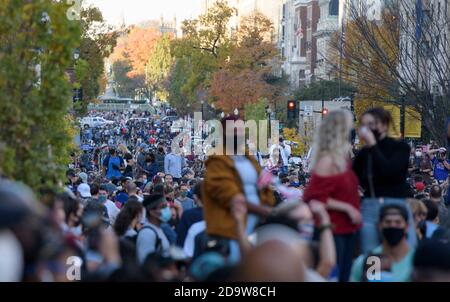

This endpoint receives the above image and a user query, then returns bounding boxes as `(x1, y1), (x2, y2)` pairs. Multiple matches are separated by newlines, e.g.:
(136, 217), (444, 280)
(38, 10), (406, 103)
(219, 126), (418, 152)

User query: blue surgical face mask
(98, 195), (107, 203)
(160, 206), (172, 223)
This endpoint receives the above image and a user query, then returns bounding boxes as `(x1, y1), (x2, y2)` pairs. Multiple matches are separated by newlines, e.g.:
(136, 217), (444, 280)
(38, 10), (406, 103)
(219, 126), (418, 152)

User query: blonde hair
(407, 199), (427, 216)
(118, 143), (130, 155)
(310, 110), (353, 173)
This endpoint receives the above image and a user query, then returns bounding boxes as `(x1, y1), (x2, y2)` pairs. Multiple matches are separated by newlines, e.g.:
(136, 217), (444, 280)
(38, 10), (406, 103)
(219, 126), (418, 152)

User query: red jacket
(303, 167), (361, 235)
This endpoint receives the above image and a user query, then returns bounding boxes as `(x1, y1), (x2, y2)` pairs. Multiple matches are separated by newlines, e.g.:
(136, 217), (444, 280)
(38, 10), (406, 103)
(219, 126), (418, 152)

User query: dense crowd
(1, 106), (449, 282)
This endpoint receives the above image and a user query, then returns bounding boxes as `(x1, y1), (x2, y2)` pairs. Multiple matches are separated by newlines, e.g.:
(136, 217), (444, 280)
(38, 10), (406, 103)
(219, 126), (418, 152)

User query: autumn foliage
(110, 26), (161, 78)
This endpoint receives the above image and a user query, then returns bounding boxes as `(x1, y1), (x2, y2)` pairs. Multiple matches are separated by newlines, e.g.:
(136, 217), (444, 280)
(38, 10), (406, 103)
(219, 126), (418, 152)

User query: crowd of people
(1, 106), (449, 282)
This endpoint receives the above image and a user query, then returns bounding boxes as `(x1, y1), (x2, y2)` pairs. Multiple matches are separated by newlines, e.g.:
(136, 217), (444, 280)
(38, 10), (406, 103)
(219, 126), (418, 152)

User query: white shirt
(269, 144), (289, 166)
(130, 194), (144, 203)
(104, 199), (120, 225)
(183, 221), (206, 258)
(284, 144), (291, 158)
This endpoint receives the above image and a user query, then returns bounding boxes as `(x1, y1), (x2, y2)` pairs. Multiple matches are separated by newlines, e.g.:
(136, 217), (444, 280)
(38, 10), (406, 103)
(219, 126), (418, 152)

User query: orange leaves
(110, 26), (161, 79)
(209, 69), (271, 114)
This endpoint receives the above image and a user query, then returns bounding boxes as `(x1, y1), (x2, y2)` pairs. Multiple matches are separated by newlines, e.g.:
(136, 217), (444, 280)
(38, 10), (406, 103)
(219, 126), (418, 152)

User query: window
(329, 0), (339, 16)
(299, 70), (306, 79)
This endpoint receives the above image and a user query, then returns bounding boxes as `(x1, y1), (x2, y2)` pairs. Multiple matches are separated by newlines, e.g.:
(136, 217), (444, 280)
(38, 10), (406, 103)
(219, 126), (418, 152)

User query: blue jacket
(175, 207), (204, 247)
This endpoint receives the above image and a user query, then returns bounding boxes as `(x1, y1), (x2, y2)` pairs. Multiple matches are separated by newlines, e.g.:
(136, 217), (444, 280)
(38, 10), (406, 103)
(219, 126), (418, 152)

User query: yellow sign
(383, 105), (421, 138)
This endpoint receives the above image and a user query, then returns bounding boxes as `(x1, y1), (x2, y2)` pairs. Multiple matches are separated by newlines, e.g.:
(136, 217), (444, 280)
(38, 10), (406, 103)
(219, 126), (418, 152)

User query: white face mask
(415, 151), (422, 157)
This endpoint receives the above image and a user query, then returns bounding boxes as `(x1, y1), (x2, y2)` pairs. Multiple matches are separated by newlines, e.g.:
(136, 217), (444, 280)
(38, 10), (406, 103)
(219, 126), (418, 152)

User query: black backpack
(124, 225), (162, 254)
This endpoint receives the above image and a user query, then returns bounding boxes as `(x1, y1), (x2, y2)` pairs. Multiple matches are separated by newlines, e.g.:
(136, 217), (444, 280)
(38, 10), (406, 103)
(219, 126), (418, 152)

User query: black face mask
(382, 227), (405, 247)
(371, 129), (382, 141)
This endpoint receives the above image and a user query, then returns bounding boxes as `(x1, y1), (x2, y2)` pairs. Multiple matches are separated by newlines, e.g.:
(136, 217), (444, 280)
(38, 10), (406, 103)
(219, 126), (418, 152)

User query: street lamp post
(266, 106), (272, 141)
(201, 100), (204, 139)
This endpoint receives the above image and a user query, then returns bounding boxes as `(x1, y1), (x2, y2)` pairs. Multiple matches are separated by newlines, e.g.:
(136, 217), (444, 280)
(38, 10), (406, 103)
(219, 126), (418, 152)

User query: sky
(84, 0), (205, 26)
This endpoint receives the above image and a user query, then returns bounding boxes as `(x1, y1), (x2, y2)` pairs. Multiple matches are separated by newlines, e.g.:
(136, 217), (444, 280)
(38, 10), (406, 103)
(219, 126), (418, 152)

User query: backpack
(125, 225), (162, 254)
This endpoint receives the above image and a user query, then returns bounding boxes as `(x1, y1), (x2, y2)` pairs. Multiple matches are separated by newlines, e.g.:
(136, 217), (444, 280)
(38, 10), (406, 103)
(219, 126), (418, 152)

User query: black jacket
(353, 137), (412, 199)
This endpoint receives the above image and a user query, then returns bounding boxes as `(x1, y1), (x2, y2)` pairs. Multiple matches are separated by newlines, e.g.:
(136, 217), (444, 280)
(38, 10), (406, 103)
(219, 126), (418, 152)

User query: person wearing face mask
(175, 184), (196, 212)
(353, 107), (416, 254)
(90, 184), (120, 226)
(409, 146), (433, 185)
(427, 148), (450, 184)
(255, 201), (335, 280)
(203, 116), (275, 264)
(155, 144), (166, 173)
(350, 204), (415, 282)
(136, 194), (171, 264)
(303, 110), (361, 282)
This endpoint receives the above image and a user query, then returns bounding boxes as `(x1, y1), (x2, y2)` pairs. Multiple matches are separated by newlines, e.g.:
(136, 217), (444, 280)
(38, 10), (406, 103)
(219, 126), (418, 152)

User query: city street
(0, 0), (449, 286)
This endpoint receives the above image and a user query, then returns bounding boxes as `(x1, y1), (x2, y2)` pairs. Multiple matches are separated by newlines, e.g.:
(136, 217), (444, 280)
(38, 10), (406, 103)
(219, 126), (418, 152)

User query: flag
(416, 0), (423, 41)
(339, 0), (348, 58)
(295, 25), (303, 39)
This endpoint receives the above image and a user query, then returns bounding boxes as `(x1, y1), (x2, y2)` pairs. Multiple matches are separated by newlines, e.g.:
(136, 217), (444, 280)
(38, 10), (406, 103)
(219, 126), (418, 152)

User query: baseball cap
(78, 172), (88, 184)
(115, 192), (129, 205)
(439, 147), (447, 153)
(101, 144), (108, 149)
(77, 183), (91, 198)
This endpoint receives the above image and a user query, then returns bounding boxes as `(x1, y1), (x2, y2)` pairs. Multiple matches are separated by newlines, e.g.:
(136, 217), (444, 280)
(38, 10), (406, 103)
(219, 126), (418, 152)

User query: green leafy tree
(146, 34), (173, 101)
(168, 0), (235, 109)
(244, 98), (267, 122)
(112, 59), (146, 98)
(0, 0), (80, 192)
(294, 79), (356, 101)
(76, 6), (119, 114)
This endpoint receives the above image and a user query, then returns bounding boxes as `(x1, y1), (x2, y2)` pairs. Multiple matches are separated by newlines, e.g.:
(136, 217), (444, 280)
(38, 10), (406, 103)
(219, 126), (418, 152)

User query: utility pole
(400, 96), (406, 138)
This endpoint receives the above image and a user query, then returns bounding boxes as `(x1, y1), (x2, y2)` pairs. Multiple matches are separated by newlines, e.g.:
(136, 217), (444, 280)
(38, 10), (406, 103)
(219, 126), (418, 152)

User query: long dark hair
(113, 200), (144, 237)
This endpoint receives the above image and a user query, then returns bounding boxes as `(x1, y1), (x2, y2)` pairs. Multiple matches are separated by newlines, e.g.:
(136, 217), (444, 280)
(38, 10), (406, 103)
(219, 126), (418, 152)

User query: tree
(0, 0), (80, 192)
(209, 68), (272, 113)
(244, 98), (267, 122)
(294, 79), (356, 101)
(146, 34), (174, 101)
(330, 1), (450, 143)
(208, 12), (282, 115)
(76, 6), (119, 114)
(110, 26), (160, 78)
(112, 60), (145, 98)
(168, 0), (235, 109)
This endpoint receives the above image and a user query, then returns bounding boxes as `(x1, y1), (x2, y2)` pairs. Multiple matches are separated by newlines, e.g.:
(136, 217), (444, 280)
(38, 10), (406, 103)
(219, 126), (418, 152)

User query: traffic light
(322, 108), (329, 116)
(287, 100), (297, 120)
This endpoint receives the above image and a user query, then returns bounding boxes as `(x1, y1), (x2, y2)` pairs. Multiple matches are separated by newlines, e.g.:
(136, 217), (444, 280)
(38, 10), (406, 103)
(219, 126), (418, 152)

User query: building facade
(281, 0), (321, 90)
(314, 0), (339, 80)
